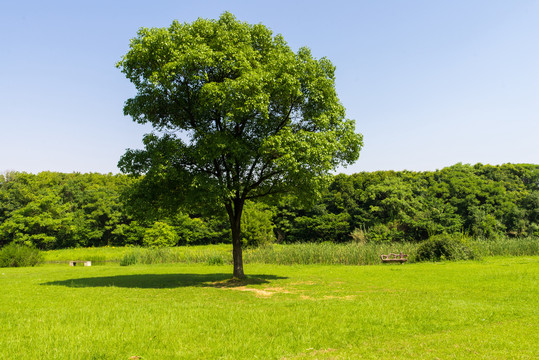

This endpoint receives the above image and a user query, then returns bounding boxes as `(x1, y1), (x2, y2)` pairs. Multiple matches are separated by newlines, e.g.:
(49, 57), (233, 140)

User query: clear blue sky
(1, 0), (538, 174)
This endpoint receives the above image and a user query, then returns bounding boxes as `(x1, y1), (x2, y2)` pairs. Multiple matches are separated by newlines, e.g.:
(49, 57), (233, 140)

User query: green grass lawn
(1, 257), (537, 359)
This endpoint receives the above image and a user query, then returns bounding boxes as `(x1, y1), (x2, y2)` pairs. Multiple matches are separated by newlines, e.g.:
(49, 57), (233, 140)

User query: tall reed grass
(244, 237), (537, 265)
(117, 243), (419, 266)
(42, 237), (537, 267)
(244, 242), (418, 265)
(473, 236), (538, 257)
(119, 246), (231, 266)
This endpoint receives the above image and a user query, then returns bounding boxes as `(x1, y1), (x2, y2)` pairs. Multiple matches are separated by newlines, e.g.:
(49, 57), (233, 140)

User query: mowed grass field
(0, 257), (537, 359)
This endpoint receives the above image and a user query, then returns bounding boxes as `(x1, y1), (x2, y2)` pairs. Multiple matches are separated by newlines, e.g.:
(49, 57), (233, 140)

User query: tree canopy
(0, 164), (537, 251)
(116, 12), (363, 277)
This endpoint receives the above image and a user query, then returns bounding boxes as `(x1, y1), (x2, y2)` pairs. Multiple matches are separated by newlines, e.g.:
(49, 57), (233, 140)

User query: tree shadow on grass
(41, 273), (287, 289)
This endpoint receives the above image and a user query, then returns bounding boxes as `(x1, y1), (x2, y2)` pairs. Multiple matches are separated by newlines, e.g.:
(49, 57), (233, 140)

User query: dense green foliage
(240, 201), (276, 247)
(142, 221), (178, 248)
(415, 234), (477, 262)
(0, 172), (135, 249)
(274, 163), (539, 243)
(1, 163), (538, 250)
(0, 172), (229, 249)
(116, 12), (363, 277)
(0, 243), (43, 267)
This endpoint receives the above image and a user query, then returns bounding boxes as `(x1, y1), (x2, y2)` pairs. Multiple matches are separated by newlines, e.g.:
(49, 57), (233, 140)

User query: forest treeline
(0, 163), (538, 249)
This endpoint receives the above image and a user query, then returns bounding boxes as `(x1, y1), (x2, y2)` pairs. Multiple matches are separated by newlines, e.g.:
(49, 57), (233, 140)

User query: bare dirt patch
(228, 286), (295, 298)
(232, 287), (275, 297)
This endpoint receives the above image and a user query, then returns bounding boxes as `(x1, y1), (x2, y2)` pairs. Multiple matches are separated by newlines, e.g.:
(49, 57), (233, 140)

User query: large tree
(117, 12), (363, 278)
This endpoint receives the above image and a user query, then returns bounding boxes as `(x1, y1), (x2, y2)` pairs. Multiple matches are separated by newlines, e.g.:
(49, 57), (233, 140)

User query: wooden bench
(69, 260), (92, 267)
(380, 253), (408, 264)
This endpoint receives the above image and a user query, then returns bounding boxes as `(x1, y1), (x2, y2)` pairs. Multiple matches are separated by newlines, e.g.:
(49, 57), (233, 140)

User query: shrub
(143, 222), (178, 248)
(241, 202), (276, 247)
(415, 234), (477, 262)
(0, 243), (43, 267)
(366, 222), (405, 243)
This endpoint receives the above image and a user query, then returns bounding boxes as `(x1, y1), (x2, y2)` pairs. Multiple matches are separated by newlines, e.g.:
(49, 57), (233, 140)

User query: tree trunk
(227, 198), (245, 279)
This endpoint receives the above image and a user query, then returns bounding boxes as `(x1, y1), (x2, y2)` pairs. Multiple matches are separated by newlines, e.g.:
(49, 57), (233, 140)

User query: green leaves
(240, 201), (276, 248)
(118, 13), (363, 276)
(143, 221), (178, 248)
(0, 172), (136, 249)
(117, 12), (363, 212)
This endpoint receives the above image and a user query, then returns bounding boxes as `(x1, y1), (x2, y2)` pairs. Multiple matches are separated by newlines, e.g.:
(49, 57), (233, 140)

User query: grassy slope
(0, 257), (537, 359)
